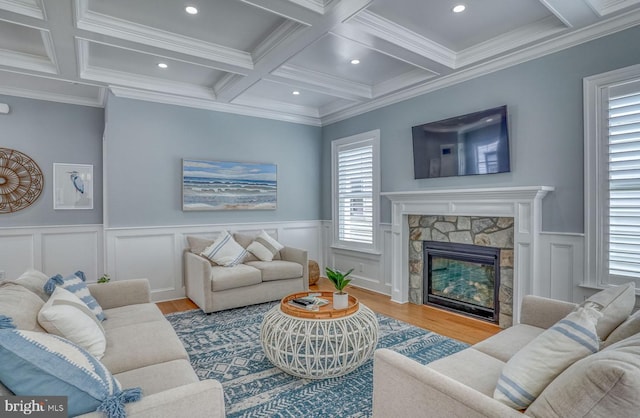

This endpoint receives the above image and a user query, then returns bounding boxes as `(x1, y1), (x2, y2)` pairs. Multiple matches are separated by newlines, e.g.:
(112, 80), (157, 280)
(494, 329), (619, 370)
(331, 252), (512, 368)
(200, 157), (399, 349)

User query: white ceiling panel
(87, 42), (227, 87)
(0, 0), (637, 124)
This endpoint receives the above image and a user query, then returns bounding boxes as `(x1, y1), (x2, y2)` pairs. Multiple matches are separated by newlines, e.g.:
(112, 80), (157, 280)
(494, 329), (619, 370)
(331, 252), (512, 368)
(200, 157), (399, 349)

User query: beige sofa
(184, 232), (308, 313)
(373, 293), (640, 417)
(0, 274), (225, 418)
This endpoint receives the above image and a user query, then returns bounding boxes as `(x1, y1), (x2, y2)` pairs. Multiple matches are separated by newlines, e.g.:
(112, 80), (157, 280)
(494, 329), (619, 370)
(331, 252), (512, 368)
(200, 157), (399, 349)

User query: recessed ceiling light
(157, 63), (168, 69)
(350, 59), (360, 65)
(452, 4), (466, 13)
(292, 91), (300, 95)
(185, 6), (198, 15)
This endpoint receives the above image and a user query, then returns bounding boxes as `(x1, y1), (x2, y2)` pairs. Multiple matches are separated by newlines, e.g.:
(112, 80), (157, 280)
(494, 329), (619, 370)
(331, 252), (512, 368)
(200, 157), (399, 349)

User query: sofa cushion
(581, 282), (635, 340)
(473, 324), (545, 363)
(428, 348), (506, 397)
(0, 329), (141, 418)
(100, 320), (189, 374)
(186, 235), (214, 255)
(101, 303), (166, 331)
(12, 269), (50, 301)
(235, 231), (282, 261)
(245, 260), (303, 282)
(200, 230), (247, 267)
(114, 359), (199, 397)
(210, 264), (262, 291)
(603, 309), (640, 348)
(38, 286), (106, 359)
(44, 271), (106, 321)
(494, 305), (601, 410)
(247, 230), (285, 262)
(0, 282), (46, 332)
(527, 333), (640, 417)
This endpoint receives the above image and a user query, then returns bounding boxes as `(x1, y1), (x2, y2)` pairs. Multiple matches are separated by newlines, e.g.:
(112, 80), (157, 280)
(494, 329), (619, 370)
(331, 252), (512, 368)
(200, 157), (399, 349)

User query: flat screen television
(412, 105), (510, 179)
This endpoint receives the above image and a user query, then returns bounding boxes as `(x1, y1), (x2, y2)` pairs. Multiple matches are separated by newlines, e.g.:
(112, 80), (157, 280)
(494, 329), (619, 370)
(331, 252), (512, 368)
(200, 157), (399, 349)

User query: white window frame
(584, 63), (640, 290)
(331, 129), (380, 253)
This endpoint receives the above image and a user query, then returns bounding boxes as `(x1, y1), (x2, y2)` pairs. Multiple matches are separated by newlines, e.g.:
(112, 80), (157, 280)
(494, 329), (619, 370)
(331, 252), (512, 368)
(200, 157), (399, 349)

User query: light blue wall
(104, 96), (322, 227)
(0, 95), (104, 227)
(321, 25), (640, 233)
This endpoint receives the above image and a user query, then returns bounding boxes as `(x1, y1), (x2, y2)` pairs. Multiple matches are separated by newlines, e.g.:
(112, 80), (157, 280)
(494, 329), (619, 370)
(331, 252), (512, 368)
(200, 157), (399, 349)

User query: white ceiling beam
(538, 0), (599, 27)
(240, 0), (321, 25)
(584, 0), (640, 16)
(40, 0), (81, 78)
(269, 64), (372, 100)
(0, 0), (44, 20)
(215, 0), (373, 102)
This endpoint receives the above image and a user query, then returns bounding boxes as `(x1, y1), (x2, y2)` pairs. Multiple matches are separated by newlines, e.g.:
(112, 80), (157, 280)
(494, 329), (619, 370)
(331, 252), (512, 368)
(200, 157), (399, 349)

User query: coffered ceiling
(1, 0), (639, 126)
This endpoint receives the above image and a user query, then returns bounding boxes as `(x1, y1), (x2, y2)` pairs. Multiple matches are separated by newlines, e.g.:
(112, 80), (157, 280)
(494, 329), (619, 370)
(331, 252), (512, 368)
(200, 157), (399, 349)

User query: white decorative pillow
(246, 230), (285, 262)
(494, 305), (601, 410)
(38, 287), (106, 359)
(200, 230), (248, 267)
(581, 282), (635, 340)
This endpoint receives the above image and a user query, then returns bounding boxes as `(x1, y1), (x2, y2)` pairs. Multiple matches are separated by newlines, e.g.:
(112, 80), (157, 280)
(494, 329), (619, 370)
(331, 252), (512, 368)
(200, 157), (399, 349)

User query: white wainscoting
(0, 225), (103, 282)
(105, 221), (323, 301)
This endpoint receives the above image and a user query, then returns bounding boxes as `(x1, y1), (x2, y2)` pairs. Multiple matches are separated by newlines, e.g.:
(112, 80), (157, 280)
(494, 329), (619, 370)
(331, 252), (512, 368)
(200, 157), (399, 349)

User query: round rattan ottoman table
(260, 291), (379, 379)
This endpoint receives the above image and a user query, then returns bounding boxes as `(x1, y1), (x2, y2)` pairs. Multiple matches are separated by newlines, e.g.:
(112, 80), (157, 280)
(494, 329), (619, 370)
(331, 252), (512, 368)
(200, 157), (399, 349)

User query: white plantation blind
(337, 144), (373, 244)
(608, 86), (640, 279)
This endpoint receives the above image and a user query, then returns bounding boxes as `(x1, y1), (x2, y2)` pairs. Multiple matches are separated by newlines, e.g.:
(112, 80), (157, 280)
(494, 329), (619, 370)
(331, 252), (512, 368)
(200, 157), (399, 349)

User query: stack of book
(288, 296), (329, 310)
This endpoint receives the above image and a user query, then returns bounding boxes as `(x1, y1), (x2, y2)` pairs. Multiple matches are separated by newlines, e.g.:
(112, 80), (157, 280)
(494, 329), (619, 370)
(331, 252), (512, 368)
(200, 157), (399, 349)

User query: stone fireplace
(382, 186), (553, 328)
(409, 215), (514, 326)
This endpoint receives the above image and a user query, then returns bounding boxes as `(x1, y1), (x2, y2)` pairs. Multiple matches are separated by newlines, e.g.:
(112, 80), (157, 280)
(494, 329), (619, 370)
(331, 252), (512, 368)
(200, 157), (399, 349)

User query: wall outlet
(0, 270), (5, 280)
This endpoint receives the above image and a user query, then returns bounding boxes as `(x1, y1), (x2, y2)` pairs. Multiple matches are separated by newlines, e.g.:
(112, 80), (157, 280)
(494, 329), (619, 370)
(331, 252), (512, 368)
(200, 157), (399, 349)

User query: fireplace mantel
(382, 186), (554, 324)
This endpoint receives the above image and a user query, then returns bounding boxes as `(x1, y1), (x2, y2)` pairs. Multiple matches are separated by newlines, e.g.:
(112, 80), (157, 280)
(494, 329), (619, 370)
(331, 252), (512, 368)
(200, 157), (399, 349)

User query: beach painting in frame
(182, 159), (277, 211)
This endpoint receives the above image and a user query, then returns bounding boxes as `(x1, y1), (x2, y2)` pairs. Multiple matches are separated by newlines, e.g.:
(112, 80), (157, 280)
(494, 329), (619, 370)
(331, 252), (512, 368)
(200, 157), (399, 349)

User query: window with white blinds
(608, 86), (640, 279)
(584, 64), (640, 289)
(332, 130), (379, 250)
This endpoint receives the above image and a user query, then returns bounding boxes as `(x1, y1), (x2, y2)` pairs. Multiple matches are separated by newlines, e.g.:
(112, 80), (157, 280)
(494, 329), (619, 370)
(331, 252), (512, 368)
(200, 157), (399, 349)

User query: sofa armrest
(184, 251), (212, 310)
(520, 295), (577, 329)
(87, 279), (151, 310)
(79, 380), (225, 418)
(373, 349), (522, 418)
(280, 246), (309, 290)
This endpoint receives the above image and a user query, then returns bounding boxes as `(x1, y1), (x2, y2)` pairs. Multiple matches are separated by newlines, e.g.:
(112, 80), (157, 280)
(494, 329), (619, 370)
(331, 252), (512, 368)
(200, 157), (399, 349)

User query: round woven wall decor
(0, 148), (44, 214)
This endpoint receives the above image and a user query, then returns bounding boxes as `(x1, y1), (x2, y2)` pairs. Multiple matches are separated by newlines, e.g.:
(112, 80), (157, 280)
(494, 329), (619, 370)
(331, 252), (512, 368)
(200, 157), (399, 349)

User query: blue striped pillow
(494, 305), (601, 410)
(44, 271), (106, 321)
(0, 329), (141, 417)
(200, 230), (247, 267)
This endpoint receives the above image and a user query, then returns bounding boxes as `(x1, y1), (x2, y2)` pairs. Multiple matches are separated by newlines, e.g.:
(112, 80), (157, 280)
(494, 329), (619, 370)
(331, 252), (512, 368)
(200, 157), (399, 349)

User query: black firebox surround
(423, 241), (500, 323)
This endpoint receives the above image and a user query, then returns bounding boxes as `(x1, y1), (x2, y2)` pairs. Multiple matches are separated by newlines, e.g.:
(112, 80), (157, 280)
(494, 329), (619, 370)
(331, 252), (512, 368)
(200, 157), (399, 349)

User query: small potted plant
(325, 267), (353, 309)
(97, 274), (110, 284)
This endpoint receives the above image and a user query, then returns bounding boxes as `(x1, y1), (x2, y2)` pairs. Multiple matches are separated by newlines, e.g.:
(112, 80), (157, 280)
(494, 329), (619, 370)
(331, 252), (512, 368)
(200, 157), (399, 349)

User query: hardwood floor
(157, 278), (501, 345)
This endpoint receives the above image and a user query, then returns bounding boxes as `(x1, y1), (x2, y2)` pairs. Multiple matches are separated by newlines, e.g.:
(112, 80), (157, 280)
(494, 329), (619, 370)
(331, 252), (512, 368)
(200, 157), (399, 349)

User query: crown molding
(372, 68), (435, 98)
(321, 7), (640, 126)
(0, 0), (44, 20)
(232, 94), (320, 118)
(109, 85), (322, 126)
(0, 49), (56, 74)
(74, 0), (254, 70)
(456, 16), (566, 68)
(350, 10), (456, 69)
(586, 0), (640, 16)
(0, 85), (103, 107)
(272, 64), (372, 99)
(287, 0), (327, 15)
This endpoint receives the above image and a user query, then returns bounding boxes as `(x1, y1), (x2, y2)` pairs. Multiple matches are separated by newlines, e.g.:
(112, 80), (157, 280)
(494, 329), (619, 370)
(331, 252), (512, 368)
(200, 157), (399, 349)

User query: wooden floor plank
(157, 278), (501, 345)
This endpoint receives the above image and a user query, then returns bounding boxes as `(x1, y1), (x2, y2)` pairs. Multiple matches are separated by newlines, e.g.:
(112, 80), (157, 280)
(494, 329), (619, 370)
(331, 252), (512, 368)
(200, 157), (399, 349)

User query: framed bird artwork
(53, 163), (93, 210)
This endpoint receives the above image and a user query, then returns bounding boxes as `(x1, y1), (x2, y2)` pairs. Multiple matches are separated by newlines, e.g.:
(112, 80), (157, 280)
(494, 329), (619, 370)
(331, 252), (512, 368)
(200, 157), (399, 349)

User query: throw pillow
(580, 282), (635, 340)
(12, 269), (50, 301)
(246, 230), (285, 262)
(44, 271), (106, 321)
(493, 305), (601, 410)
(0, 315), (15, 329)
(38, 286), (106, 359)
(200, 230), (247, 267)
(0, 282), (46, 332)
(0, 329), (141, 418)
(603, 309), (640, 348)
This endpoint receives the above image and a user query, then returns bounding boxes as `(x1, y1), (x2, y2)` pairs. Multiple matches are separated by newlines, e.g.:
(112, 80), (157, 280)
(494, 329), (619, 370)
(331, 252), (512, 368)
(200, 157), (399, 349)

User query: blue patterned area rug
(166, 302), (468, 418)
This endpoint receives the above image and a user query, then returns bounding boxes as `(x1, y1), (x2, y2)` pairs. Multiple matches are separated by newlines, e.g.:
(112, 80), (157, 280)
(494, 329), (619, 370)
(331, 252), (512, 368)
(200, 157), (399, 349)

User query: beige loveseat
(0, 272), (225, 418)
(373, 289), (640, 417)
(184, 232), (308, 313)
